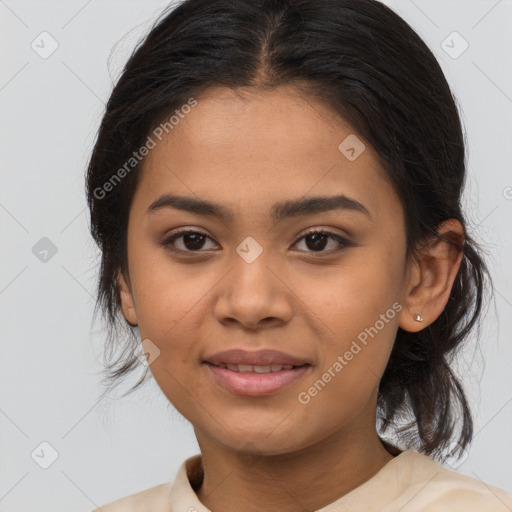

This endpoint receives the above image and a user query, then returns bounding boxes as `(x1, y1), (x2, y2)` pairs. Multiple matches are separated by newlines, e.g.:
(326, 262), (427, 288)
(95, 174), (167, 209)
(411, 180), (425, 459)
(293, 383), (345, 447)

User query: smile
(204, 362), (311, 396)
(210, 362), (308, 373)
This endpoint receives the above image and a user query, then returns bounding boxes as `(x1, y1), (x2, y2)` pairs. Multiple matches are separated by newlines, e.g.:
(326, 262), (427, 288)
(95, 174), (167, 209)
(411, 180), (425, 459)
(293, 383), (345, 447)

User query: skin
(117, 85), (464, 512)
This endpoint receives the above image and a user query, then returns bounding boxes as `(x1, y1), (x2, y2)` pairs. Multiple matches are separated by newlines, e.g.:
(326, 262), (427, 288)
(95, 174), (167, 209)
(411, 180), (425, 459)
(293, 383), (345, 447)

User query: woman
(86, 0), (512, 510)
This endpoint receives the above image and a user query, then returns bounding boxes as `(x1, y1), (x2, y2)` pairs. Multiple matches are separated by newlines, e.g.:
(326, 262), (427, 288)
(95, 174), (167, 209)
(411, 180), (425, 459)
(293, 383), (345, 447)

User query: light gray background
(0, 0), (511, 510)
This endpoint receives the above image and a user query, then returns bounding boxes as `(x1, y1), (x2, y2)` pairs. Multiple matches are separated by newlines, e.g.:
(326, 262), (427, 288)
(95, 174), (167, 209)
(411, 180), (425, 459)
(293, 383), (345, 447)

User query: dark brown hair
(85, 0), (493, 462)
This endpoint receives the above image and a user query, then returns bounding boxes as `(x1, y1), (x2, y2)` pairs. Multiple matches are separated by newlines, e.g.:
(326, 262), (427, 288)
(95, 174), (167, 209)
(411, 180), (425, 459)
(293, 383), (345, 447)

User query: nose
(212, 249), (293, 331)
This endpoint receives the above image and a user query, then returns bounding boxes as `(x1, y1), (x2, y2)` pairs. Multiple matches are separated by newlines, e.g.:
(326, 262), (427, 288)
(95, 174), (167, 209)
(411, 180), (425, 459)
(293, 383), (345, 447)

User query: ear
(398, 219), (464, 332)
(117, 269), (138, 326)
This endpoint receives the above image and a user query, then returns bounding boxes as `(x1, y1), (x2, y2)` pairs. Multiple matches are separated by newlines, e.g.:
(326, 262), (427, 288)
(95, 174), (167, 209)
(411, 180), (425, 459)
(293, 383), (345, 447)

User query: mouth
(206, 362), (310, 373)
(203, 362), (312, 396)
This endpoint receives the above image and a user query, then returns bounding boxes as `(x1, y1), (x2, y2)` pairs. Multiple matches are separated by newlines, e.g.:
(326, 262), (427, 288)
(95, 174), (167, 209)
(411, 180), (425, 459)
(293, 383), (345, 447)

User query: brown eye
(304, 232), (330, 251)
(160, 228), (353, 256)
(161, 230), (218, 252)
(293, 230), (352, 255)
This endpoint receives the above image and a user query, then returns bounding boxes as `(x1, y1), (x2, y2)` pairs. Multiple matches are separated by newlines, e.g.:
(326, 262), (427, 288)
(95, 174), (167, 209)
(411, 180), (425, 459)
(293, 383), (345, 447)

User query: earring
(414, 313), (424, 323)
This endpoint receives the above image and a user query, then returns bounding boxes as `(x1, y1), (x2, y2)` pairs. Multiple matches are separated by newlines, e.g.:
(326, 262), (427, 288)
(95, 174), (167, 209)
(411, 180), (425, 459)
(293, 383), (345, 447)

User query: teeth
(218, 363), (298, 373)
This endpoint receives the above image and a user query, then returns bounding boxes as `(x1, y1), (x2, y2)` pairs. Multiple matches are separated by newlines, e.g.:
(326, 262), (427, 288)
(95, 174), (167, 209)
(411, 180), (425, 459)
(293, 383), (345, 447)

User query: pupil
(182, 233), (328, 251)
(306, 233), (327, 251)
(184, 233), (205, 250)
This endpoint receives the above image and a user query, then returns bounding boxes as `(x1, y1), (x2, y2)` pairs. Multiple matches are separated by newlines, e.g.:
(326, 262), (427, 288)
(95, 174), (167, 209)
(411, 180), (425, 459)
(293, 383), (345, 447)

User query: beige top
(93, 451), (512, 511)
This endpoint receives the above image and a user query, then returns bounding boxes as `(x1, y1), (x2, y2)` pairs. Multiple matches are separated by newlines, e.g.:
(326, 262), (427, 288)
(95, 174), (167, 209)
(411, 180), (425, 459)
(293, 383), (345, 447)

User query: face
(118, 85), (413, 455)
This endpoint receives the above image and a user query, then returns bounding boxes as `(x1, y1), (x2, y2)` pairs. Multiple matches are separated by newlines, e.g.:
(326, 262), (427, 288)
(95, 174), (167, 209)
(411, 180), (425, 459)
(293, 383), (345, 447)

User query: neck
(194, 426), (395, 512)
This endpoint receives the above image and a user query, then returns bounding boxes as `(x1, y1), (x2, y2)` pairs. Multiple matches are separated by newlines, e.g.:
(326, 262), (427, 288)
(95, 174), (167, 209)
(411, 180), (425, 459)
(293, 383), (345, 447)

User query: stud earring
(414, 313), (424, 323)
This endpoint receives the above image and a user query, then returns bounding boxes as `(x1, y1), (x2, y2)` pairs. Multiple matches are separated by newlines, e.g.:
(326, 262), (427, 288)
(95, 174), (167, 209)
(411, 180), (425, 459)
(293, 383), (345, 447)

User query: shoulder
(390, 451), (512, 511)
(90, 482), (172, 512)
(89, 453), (202, 512)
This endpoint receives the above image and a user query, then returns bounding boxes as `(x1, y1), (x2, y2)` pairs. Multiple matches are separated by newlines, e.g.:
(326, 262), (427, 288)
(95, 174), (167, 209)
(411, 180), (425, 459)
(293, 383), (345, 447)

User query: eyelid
(161, 228), (218, 252)
(160, 227), (354, 255)
(292, 228), (353, 256)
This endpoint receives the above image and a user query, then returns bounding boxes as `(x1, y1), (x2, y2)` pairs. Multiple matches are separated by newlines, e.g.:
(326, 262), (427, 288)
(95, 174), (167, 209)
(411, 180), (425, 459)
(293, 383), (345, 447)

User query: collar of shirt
(166, 451), (512, 512)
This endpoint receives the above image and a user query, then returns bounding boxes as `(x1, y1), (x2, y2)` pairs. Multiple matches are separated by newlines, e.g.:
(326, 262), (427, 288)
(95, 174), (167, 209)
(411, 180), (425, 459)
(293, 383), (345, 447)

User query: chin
(211, 426), (312, 457)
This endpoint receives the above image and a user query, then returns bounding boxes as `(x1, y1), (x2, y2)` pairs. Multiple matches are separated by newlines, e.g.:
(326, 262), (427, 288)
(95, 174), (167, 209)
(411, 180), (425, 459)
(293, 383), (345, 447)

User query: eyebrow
(146, 193), (371, 222)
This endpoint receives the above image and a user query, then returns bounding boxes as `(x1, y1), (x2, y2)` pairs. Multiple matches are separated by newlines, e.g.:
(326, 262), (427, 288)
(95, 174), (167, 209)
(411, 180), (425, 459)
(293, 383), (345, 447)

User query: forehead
(133, 85), (398, 223)
(157, 85), (370, 165)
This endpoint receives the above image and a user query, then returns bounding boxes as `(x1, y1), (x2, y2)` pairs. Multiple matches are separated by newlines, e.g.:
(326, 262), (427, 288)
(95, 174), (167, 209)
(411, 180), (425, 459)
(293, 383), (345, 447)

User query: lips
(205, 362), (311, 396)
(212, 362), (302, 374)
(203, 348), (310, 367)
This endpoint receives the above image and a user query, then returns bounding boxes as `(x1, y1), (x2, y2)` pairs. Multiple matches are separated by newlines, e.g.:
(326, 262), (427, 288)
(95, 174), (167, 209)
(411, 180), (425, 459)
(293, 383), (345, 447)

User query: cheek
(129, 257), (209, 409)
(130, 247), (214, 340)
(291, 248), (402, 388)
(294, 245), (403, 333)
(296, 298), (398, 429)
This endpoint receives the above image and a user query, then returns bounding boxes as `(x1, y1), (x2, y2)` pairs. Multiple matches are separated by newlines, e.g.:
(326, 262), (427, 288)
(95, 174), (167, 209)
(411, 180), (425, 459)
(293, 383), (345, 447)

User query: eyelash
(160, 228), (353, 257)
